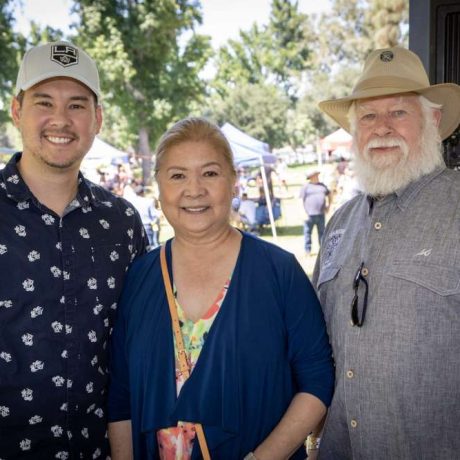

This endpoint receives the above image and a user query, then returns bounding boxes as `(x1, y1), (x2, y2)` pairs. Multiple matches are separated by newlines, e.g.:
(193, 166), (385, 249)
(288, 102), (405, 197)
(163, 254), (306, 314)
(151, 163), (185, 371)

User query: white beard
(352, 120), (444, 196)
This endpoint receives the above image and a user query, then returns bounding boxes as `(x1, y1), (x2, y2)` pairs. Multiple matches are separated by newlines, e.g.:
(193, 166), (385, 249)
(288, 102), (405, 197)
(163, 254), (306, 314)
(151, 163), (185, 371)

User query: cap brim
(319, 83), (460, 140)
(18, 71), (100, 102)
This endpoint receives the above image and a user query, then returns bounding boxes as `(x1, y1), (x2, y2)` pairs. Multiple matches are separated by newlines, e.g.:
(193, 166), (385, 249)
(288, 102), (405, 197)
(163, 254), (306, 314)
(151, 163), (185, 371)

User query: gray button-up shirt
(313, 167), (460, 460)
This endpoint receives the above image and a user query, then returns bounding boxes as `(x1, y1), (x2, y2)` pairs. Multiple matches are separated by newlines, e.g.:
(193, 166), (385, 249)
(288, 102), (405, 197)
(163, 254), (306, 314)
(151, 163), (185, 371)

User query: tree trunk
(138, 127), (152, 185)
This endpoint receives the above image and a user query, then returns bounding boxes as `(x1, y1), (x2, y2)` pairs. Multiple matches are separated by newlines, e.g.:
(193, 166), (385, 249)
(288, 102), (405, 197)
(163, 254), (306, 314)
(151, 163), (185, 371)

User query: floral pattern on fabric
(157, 278), (230, 460)
(0, 153), (147, 458)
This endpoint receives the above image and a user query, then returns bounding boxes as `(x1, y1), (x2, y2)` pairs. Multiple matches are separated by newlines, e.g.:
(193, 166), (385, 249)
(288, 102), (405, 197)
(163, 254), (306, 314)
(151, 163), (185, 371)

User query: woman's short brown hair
(154, 117), (236, 177)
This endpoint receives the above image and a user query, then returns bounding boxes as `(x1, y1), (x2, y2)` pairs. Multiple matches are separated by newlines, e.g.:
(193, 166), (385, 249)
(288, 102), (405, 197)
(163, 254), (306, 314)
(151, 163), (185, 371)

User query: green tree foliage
(208, 0), (314, 149)
(265, 0), (314, 96)
(212, 25), (266, 96)
(302, 0), (408, 138)
(315, 0), (372, 71)
(213, 0), (313, 99)
(27, 21), (65, 44)
(72, 0), (212, 184)
(368, 0), (408, 48)
(297, 66), (362, 138)
(315, 0), (408, 70)
(0, 0), (21, 124)
(210, 83), (290, 148)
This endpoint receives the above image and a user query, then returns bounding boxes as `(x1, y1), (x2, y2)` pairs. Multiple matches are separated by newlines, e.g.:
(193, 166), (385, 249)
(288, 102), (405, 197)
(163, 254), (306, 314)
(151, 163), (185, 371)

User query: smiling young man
(0, 41), (147, 458)
(310, 47), (460, 459)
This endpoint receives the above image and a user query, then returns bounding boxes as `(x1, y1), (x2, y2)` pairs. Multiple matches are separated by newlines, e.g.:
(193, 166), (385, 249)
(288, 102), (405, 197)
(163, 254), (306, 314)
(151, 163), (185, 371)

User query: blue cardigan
(108, 233), (334, 459)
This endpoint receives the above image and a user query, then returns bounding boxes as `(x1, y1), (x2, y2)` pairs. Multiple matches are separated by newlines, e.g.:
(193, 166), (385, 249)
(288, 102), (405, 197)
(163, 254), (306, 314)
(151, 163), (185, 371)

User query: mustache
(365, 137), (407, 150)
(364, 137), (409, 158)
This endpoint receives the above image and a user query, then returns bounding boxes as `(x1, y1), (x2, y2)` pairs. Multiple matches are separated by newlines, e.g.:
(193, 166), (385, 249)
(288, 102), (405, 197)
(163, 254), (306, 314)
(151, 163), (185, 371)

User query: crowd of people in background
(96, 162), (162, 250)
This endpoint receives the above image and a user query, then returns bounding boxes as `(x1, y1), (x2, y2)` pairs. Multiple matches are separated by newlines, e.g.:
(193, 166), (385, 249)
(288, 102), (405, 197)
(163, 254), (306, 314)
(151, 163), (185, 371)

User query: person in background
(335, 156), (348, 176)
(107, 117), (334, 459)
(256, 164), (275, 198)
(333, 164), (361, 211)
(0, 40), (146, 458)
(312, 46), (460, 459)
(299, 171), (330, 256)
(124, 183), (161, 250)
(275, 158), (289, 194)
(238, 192), (258, 234)
(113, 163), (130, 195)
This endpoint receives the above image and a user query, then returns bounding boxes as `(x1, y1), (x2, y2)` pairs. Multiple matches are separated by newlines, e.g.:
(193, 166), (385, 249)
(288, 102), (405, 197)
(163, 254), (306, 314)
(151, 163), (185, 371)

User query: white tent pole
(259, 157), (277, 241)
(316, 136), (322, 169)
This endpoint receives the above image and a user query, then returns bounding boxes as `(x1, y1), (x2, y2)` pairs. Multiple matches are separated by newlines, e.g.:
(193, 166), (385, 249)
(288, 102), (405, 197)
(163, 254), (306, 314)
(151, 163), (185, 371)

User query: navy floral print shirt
(0, 153), (147, 459)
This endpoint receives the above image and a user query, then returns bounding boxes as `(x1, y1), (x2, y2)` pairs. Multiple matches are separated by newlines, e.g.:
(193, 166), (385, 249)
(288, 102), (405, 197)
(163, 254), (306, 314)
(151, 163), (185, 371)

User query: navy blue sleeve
(284, 256), (335, 407)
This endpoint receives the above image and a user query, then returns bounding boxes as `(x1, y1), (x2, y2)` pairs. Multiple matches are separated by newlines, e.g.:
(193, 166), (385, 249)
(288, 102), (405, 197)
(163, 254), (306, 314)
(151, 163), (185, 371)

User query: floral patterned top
(157, 278), (231, 460)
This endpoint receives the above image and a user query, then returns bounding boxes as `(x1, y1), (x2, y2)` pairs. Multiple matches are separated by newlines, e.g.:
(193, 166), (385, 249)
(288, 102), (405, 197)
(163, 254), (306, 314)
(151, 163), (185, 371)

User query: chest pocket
(316, 265), (343, 328)
(317, 265), (341, 287)
(389, 262), (460, 296)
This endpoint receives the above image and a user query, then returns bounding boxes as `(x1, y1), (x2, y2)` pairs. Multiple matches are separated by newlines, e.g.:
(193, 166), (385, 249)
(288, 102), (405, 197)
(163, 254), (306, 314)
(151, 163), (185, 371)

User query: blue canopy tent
(221, 123), (276, 165)
(221, 123), (278, 239)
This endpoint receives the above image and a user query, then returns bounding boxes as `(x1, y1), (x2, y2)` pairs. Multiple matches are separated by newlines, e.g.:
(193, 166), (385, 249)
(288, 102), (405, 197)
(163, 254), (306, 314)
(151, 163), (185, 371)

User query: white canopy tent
(221, 123), (278, 240)
(84, 137), (130, 164)
(81, 137), (130, 183)
(320, 128), (353, 157)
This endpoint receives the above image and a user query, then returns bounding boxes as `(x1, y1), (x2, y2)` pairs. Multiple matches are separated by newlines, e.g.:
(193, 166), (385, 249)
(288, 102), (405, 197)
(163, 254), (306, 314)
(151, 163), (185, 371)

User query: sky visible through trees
(1, 0), (408, 183)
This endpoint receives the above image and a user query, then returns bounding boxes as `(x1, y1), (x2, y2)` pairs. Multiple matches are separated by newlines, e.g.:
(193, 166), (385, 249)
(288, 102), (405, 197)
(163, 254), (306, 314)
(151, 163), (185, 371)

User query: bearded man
(309, 47), (460, 459)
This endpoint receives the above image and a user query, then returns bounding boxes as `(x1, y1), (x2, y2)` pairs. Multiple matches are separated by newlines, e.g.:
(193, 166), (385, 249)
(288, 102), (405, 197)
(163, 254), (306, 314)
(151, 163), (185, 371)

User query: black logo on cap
(50, 45), (78, 67)
(380, 50), (394, 62)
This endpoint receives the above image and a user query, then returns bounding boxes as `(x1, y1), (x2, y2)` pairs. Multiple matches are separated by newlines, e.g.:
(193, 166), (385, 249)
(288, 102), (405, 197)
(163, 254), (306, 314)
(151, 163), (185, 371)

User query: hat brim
(319, 83), (460, 140)
(18, 71), (100, 103)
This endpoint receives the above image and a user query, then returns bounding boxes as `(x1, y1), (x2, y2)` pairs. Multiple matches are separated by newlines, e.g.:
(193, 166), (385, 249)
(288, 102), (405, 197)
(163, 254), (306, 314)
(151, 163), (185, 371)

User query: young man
(0, 41), (147, 458)
(311, 47), (460, 459)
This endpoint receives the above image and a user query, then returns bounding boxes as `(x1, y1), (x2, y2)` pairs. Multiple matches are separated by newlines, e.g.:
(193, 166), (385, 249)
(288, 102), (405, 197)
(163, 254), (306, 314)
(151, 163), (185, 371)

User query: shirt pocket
(317, 265), (341, 289)
(316, 265), (343, 329)
(387, 261), (460, 350)
(389, 262), (460, 296)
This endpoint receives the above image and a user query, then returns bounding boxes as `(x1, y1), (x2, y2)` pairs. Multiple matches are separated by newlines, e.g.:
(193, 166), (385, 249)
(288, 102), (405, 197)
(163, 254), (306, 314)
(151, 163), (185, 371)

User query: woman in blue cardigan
(108, 117), (334, 459)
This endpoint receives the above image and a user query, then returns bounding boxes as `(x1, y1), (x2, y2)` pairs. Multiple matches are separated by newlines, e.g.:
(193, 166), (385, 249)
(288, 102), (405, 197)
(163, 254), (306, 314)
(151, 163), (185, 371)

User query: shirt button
(346, 370), (354, 379)
(350, 419), (358, 428)
(374, 222), (382, 230)
(361, 267), (369, 277)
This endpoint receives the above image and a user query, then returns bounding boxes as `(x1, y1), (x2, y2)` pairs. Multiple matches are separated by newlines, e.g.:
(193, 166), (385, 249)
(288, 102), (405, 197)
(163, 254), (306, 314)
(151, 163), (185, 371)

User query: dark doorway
(410, 0), (460, 168)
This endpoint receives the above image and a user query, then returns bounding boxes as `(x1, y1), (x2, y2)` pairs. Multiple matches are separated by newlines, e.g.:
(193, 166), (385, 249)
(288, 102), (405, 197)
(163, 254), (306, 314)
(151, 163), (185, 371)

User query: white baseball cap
(15, 40), (101, 102)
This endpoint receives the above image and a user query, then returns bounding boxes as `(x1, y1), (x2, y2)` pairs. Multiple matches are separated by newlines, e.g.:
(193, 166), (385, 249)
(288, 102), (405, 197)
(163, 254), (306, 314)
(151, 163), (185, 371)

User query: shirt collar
(366, 166), (446, 213)
(1, 152), (100, 208)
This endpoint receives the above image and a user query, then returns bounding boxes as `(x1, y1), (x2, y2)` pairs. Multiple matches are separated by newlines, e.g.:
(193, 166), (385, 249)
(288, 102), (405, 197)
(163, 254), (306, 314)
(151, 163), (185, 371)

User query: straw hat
(319, 47), (460, 140)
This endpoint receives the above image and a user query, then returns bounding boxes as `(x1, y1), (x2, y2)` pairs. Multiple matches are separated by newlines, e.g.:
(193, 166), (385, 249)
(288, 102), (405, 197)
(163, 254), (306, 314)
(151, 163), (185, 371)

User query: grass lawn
(254, 163), (337, 277)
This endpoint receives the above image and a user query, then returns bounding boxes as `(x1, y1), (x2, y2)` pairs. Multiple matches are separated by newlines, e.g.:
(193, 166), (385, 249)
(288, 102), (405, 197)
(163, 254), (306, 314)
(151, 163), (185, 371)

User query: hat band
(352, 76), (430, 96)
